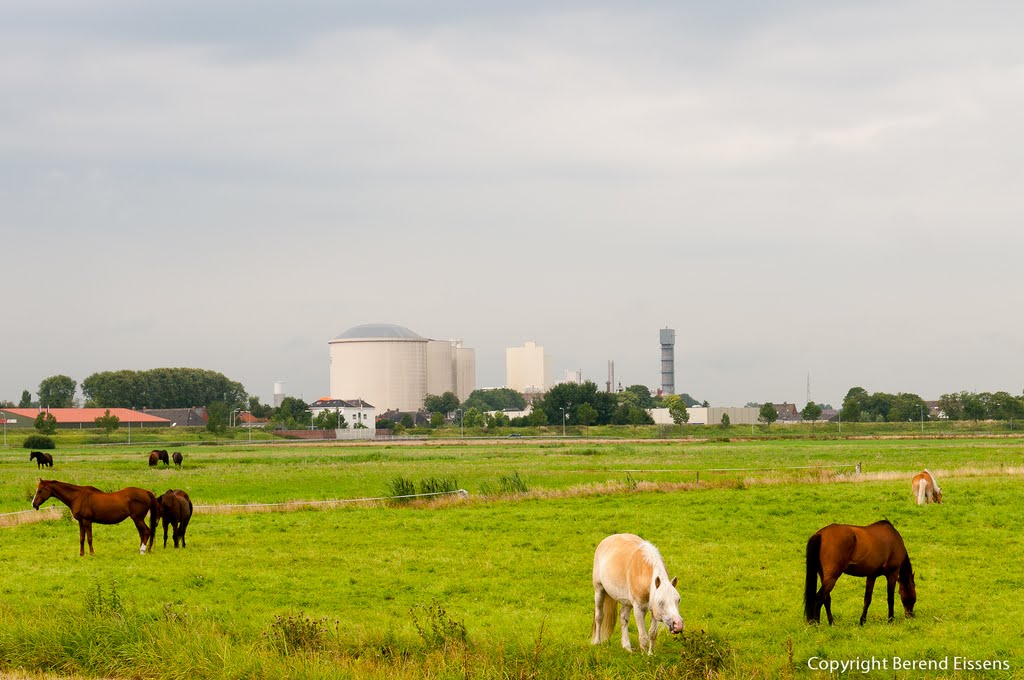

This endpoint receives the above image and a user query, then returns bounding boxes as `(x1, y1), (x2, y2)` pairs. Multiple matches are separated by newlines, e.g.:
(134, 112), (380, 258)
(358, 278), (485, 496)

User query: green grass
(0, 439), (1021, 678)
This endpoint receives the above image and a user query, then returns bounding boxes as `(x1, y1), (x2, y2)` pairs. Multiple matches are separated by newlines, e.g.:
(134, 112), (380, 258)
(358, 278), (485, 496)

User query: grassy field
(0, 438), (1021, 679)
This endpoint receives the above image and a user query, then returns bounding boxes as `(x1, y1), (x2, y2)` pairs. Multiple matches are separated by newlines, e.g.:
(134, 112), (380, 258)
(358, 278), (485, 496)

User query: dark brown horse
(31, 479), (160, 556)
(172, 451), (183, 467)
(30, 451), (54, 468)
(157, 489), (193, 548)
(805, 520), (916, 625)
(149, 449), (170, 466)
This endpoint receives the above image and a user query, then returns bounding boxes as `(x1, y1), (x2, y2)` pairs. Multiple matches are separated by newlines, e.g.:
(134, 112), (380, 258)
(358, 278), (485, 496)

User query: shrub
(22, 434), (55, 450)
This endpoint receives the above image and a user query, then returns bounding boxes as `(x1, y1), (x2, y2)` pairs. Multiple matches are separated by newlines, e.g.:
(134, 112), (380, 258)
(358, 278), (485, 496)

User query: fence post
(696, 471), (700, 485)
(855, 462), (862, 475)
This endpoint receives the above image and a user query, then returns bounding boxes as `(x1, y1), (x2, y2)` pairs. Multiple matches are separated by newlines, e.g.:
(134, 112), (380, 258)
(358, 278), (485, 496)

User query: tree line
(840, 387), (1024, 422)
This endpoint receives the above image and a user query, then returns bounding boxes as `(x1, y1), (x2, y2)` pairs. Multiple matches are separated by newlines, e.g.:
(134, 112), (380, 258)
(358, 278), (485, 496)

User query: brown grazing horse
(805, 520), (916, 625)
(912, 470), (942, 505)
(30, 451), (54, 468)
(148, 449), (170, 466)
(172, 451), (183, 467)
(31, 479), (160, 556)
(157, 489), (193, 548)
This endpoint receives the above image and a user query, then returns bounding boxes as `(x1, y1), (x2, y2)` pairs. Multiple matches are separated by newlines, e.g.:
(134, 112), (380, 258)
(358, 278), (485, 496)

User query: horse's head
(651, 575), (684, 634)
(933, 488), (943, 504)
(31, 479), (51, 510)
(899, 564), (917, 618)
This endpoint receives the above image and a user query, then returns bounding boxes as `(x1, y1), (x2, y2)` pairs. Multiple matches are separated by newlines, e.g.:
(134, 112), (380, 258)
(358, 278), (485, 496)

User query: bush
(22, 434), (55, 450)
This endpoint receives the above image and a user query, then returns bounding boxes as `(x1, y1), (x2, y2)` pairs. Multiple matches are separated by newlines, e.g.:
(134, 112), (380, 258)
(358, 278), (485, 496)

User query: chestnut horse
(592, 533), (684, 654)
(172, 451), (183, 467)
(804, 520), (916, 625)
(30, 451), (54, 468)
(912, 470), (942, 505)
(149, 450), (170, 466)
(31, 479), (160, 556)
(157, 489), (193, 548)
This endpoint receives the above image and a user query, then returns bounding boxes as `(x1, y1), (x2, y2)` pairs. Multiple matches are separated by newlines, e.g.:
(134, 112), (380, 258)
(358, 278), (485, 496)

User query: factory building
(328, 323), (475, 412)
(506, 341), (551, 394)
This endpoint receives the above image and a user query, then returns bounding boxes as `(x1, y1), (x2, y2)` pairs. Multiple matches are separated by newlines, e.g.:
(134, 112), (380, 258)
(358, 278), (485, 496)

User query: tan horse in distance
(591, 533), (684, 654)
(912, 470), (942, 505)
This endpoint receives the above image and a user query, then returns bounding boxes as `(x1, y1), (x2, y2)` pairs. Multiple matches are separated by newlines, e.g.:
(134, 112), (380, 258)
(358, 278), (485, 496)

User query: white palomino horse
(912, 470), (942, 505)
(591, 533), (684, 653)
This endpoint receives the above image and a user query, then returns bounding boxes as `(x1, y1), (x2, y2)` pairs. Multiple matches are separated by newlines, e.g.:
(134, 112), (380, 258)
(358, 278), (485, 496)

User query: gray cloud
(2, 1), (1022, 407)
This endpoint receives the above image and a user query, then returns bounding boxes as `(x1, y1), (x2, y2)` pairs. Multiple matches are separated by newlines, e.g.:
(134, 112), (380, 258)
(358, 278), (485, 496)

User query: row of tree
(6, 369), (249, 411)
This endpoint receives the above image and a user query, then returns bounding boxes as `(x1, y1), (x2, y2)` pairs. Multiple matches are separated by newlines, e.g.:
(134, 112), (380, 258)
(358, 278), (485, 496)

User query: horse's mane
(639, 540), (669, 577)
(923, 469), (940, 492)
(875, 519), (894, 527)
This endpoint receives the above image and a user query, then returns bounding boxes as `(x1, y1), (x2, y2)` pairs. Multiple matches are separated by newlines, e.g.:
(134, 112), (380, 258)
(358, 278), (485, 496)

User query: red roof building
(0, 408), (171, 429)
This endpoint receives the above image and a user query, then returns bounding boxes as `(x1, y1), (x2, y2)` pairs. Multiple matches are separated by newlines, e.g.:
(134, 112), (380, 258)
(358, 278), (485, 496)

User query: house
(307, 397), (376, 432)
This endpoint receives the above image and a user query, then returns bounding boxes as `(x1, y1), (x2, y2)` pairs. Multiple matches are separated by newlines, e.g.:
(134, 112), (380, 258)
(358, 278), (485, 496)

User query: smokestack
(660, 328), (675, 395)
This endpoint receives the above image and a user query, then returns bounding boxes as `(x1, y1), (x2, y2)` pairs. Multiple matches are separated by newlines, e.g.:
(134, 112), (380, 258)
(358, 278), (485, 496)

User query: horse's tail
(594, 594), (618, 643)
(804, 533), (822, 622)
(147, 492), (160, 550)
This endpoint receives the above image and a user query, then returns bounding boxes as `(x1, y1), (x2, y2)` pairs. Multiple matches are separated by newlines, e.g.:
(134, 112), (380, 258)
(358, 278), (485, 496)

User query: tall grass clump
(85, 579), (124, 619)
(498, 472), (528, 494)
(411, 600), (468, 653)
(419, 477), (458, 495)
(388, 476), (417, 502)
(263, 611), (330, 654)
(676, 629), (732, 678)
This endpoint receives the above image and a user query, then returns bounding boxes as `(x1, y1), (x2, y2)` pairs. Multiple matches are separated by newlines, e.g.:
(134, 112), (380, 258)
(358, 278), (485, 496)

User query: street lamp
(456, 408), (464, 438)
(230, 408), (241, 428)
(560, 404), (572, 437)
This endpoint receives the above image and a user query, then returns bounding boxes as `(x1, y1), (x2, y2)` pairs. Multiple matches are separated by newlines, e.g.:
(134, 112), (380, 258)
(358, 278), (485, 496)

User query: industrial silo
(329, 323), (428, 412)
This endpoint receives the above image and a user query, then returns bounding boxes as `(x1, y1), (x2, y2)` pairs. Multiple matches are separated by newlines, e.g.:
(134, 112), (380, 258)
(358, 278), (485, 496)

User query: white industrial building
(506, 341), (551, 394)
(328, 323), (475, 412)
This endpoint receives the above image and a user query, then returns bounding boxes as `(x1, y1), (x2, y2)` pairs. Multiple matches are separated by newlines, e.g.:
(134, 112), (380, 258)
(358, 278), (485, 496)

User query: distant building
(141, 407), (207, 427)
(0, 407), (171, 429)
(328, 323), (475, 412)
(307, 397), (377, 435)
(649, 406), (760, 426)
(506, 341), (551, 394)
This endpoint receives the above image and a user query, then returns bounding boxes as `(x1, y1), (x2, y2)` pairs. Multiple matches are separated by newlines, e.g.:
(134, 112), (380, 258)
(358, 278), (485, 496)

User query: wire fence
(0, 463), (862, 527)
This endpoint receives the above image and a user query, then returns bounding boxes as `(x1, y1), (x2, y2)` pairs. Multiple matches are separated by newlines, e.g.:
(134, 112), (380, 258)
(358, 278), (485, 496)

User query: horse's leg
(78, 521), (86, 557)
(163, 518), (170, 549)
(885, 573), (897, 621)
(85, 522), (94, 555)
(133, 516), (149, 554)
(619, 602), (633, 652)
(591, 586), (605, 644)
(859, 576), (877, 625)
(633, 604), (651, 654)
(816, 573), (839, 625)
(646, 613), (660, 655)
(173, 522), (181, 549)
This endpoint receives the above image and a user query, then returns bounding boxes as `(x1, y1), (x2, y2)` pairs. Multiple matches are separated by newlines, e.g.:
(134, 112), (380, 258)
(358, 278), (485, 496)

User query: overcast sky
(2, 1), (1022, 408)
